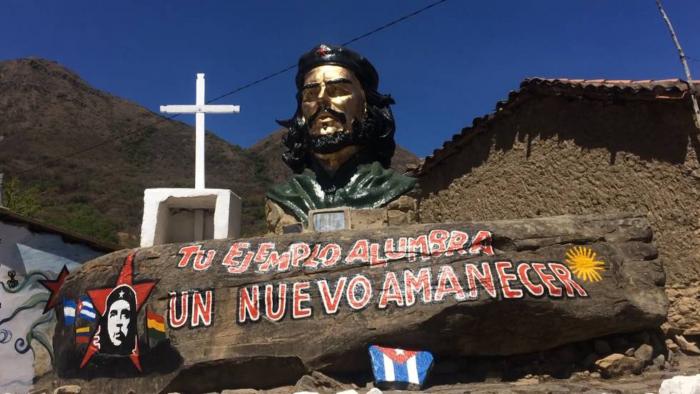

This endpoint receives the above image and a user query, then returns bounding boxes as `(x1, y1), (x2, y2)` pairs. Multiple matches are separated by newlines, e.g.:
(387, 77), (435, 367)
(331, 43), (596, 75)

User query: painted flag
(146, 308), (166, 344)
(63, 299), (76, 326)
(77, 296), (96, 322)
(368, 345), (434, 390)
(75, 326), (91, 345)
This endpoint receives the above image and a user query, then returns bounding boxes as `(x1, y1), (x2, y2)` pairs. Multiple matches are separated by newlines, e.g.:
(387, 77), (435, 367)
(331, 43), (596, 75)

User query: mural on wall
(565, 246), (606, 282)
(0, 220), (105, 391)
(52, 219), (647, 387)
(145, 307), (167, 347)
(79, 254), (156, 371)
(369, 345), (434, 390)
(47, 253), (185, 379)
(0, 328), (11, 344)
(0, 267), (66, 364)
(167, 289), (214, 330)
(38, 266), (70, 314)
(6, 271), (18, 289)
(170, 228), (593, 326)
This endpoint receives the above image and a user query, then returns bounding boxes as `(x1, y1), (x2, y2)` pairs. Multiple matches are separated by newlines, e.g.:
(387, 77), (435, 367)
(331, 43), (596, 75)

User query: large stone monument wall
(44, 213), (665, 393)
(417, 79), (700, 334)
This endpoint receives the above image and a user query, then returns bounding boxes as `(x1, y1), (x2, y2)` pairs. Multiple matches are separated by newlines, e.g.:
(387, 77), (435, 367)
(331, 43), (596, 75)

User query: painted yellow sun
(565, 246), (605, 282)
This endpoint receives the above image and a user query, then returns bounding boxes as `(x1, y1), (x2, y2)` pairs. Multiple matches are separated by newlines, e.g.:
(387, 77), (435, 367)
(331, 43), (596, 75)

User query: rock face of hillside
(0, 58), (420, 245)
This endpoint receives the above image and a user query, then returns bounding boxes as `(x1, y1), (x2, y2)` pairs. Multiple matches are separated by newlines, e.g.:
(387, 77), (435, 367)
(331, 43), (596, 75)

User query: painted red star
(377, 346), (418, 364)
(316, 45), (331, 56)
(80, 253), (156, 372)
(38, 265), (70, 314)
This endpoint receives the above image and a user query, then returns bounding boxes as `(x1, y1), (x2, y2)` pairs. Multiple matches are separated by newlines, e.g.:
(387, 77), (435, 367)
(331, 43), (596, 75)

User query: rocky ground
(212, 353), (699, 394)
(194, 331), (700, 394)
(47, 332), (700, 393)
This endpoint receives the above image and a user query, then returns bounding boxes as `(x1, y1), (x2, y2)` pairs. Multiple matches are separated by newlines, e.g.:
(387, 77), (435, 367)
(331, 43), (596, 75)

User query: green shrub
(43, 203), (119, 244)
(3, 176), (42, 216)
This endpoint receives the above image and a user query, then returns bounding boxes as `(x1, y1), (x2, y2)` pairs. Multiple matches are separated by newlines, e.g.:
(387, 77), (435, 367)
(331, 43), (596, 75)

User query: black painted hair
(99, 285), (138, 356)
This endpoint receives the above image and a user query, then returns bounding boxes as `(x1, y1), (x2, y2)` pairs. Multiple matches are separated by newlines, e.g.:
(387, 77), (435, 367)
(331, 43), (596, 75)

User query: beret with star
(296, 44), (379, 92)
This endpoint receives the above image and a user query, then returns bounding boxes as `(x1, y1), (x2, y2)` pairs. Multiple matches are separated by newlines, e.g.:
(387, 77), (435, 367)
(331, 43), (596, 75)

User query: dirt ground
(419, 353), (700, 394)
(240, 353), (700, 394)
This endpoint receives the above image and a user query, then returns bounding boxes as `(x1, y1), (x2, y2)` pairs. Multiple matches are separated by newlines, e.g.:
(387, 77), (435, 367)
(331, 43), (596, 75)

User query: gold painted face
(300, 65), (366, 137)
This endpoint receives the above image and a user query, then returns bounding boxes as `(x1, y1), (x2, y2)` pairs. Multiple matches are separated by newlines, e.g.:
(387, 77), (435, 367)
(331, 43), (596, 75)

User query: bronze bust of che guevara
(266, 44), (416, 232)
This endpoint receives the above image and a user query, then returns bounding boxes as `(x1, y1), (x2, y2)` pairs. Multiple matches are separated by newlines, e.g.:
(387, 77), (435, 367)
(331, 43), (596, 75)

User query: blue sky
(3, 0), (699, 158)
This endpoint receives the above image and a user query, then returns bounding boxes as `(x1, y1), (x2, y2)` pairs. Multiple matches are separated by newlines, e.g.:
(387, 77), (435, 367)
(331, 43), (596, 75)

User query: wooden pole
(656, 0), (700, 130)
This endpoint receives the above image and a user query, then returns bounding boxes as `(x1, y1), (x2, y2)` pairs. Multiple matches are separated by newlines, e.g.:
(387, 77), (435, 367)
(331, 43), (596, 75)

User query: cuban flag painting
(368, 345), (433, 390)
(63, 299), (77, 325)
(77, 296), (96, 322)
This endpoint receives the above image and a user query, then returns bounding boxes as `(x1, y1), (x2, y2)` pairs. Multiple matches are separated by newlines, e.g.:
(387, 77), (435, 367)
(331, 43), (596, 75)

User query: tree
(656, 0), (700, 130)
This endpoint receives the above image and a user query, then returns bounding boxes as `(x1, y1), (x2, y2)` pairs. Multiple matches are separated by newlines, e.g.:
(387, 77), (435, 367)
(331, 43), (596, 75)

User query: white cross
(160, 73), (240, 189)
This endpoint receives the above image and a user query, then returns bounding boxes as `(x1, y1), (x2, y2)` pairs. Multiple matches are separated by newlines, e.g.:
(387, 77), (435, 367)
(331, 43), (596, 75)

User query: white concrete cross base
(140, 188), (241, 247)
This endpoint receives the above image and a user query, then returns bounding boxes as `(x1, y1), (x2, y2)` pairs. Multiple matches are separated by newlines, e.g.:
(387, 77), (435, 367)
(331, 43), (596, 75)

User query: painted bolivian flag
(75, 326), (91, 344)
(146, 308), (166, 343)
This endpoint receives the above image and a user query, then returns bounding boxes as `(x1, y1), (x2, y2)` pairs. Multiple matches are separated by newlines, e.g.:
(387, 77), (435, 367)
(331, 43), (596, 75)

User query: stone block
(53, 386), (81, 394)
(676, 335), (700, 355)
(349, 209), (387, 230)
(52, 213), (668, 393)
(294, 371), (347, 393)
(667, 338), (680, 352)
(594, 353), (644, 378)
(653, 354), (666, 370)
(633, 344), (653, 363)
(386, 209), (412, 226)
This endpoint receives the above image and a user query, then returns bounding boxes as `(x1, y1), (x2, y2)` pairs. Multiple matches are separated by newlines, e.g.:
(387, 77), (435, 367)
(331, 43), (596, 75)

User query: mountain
(0, 58), (420, 246)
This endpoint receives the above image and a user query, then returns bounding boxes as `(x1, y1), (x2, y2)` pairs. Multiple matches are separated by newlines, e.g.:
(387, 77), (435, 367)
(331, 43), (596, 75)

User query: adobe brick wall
(417, 93), (700, 334)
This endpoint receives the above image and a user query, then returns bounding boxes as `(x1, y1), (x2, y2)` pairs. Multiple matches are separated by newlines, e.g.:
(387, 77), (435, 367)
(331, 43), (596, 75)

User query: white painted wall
(0, 221), (105, 393)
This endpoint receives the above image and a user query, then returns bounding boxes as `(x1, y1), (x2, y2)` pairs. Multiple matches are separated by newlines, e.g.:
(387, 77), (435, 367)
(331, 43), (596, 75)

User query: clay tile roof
(417, 78), (700, 175)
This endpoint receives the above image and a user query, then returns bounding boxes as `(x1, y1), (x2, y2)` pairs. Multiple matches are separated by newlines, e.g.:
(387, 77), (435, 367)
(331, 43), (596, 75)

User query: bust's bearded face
(301, 65), (366, 138)
(299, 66), (367, 172)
